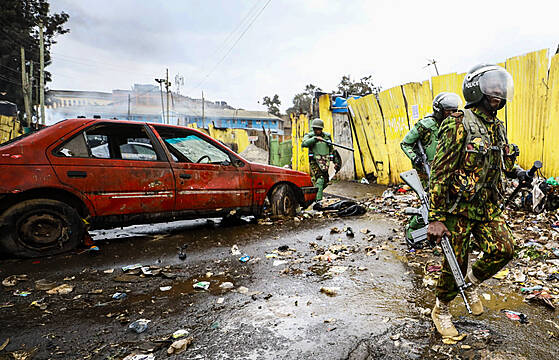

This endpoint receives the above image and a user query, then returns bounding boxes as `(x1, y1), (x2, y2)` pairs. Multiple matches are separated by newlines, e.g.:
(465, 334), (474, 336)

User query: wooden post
(20, 47), (31, 127)
(39, 21), (45, 125)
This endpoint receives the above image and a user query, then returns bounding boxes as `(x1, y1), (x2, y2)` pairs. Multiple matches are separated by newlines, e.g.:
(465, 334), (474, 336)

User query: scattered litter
(141, 267), (153, 276)
(219, 282), (234, 289)
(217, 297), (225, 304)
(427, 265), (442, 273)
(360, 177), (370, 184)
(327, 266), (347, 275)
(273, 260), (288, 267)
(123, 354), (154, 360)
(237, 286), (249, 294)
(482, 293), (491, 301)
(122, 264), (142, 272)
(521, 285), (543, 293)
(193, 281), (210, 291)
(172, 329), (189, 339)
(442, 334), (467, 344)
(128, 319), (151, 333)
(112, 292), (127, 300)
(2, 274), (28, 287)
(103, 269), (115, 274)
(30, 299), (47, 310)
(159, 286), (172, 292)
(278, 245), (289, 252)
(320, 287), (337, 296)
(35, 279), (56, 291)
(113, 275), (143, 283)
(525, 291), (555, 310)
(316, 235), (323, 240)
(239, 255), (250, 263)
(382, 189), (395, 199)
(493, 268), (509, 279)
(330, 227), (341, 234)
(167, 337), (194, 355)
(346, 227), (355, 237)
(503, 310), (528, 324)
(177, 244), (187, 260)
(46, 284), (74, 295)
(360, 228), (370, 234)
(231, 245), (241, 256)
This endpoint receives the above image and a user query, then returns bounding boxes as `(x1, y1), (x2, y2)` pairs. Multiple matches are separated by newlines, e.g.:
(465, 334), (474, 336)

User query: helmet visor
(479, 69), (514, 101)
(438, 93), (462, 111)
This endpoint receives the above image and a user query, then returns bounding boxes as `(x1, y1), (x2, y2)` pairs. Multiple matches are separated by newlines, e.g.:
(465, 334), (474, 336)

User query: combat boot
(464, 269), (484, 315)
(431, 298), (459, 337)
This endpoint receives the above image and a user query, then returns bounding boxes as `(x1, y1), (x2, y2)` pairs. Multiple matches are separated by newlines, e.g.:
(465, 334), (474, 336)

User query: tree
(337, 75), (381, 97)
(286, 83), (322, 116)
(0, 0), (69, 112)
(262, 94), (281, 116)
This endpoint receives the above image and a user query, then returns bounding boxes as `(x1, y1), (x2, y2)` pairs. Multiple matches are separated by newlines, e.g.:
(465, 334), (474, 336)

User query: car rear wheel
(0, 199), (85, 258)
(270, 184), (298, 217)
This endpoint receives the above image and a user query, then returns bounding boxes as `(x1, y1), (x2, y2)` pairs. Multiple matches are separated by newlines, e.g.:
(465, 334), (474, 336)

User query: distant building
(46, 85), (284, 134)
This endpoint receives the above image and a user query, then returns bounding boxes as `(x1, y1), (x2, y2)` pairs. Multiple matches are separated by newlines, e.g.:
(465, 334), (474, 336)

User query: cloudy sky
(48, 0), (559, 112)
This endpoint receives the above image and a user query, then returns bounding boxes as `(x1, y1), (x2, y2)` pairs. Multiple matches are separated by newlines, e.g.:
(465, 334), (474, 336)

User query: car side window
(55, 123), (161, 161)
(154, 127), (231, 165)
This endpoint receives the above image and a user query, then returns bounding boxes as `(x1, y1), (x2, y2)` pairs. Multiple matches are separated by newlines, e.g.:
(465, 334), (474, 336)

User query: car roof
(64, 118), (206, 135)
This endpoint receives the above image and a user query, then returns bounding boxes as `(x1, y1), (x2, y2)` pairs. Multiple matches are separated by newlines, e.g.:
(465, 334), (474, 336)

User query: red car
(0, 119), (316, 258)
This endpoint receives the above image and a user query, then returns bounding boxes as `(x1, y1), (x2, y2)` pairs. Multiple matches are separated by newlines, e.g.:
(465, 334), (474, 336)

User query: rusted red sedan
(0, 119), (316, 257)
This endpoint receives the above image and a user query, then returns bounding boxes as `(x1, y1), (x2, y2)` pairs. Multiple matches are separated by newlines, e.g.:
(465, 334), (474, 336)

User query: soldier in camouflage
(401, 92), (462, 244)
(427, 64), (531, 337)
(302, 118), (342, 203)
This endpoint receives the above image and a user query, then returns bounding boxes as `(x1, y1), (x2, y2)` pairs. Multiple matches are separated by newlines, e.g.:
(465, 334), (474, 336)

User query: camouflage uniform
(401, 114), (441, 240)
(302, 131), (341, 201)
(429, 108), (517, 302)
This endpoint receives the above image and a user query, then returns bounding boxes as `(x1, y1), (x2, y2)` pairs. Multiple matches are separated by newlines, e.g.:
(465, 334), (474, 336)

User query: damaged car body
(0, 119), (317, 258)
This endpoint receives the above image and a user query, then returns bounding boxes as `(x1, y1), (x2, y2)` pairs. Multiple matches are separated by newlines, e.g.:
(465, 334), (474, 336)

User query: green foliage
(286, 84), (322, 116)
(337, 75), (381, 97)
(0, 0), (69, 110)
(262, 94), (281, 117)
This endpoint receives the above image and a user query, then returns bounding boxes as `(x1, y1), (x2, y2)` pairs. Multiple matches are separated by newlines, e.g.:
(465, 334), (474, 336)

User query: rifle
(400, 169), (472, 314)
(416, 141), (430, 176)
(321, 139), (354, 152)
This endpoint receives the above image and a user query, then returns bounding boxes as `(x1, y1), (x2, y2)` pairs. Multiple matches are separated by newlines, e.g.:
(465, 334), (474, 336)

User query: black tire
(0, 199), (85, 258)
(270, 184), (298, 217)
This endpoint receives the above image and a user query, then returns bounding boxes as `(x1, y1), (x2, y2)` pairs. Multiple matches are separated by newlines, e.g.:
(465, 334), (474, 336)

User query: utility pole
(29, 61), (33, 121)
(127, 94), (131, 120)
(39, 21), (45, 125)
(165, 68), (170, 124)
(20, 47), (31, 127)
(155, 78), (165, 123)
(201, 90), (205, 128)
(425, 58), (440, 76)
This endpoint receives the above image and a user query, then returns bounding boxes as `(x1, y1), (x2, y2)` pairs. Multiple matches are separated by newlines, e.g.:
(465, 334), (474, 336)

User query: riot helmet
(463, 64), (513, 110)
(432, 92), (462, 119)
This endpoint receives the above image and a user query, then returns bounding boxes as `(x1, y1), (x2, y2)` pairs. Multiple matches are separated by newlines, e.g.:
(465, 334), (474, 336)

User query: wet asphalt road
(0, 213), (418, 359)
(1, 189), (559, 359)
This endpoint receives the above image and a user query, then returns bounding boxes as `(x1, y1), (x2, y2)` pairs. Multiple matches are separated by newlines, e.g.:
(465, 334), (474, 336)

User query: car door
(48, 122), (175, 217)
(151, 125), (252, 213)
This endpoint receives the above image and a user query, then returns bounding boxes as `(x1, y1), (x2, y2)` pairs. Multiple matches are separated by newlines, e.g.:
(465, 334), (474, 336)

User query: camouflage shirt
(429, 108), (516, 222)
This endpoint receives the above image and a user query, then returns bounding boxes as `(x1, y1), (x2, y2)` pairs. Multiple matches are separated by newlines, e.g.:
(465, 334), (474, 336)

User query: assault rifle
(319, 138), (354, 152)
(416, 141), (430, 175)
(400, 169), (472, 314)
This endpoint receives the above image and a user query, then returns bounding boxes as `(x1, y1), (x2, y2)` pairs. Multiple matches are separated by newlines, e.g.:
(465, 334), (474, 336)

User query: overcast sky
(48, 0), (559, 112)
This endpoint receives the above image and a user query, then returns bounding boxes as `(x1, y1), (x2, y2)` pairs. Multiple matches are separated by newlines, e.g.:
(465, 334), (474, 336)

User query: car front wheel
(0, 199), (85, 258)
(270, 184), (298, 217)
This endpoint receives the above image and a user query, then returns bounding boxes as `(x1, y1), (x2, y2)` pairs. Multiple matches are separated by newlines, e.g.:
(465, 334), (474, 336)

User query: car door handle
(179, 173), (192, 179)
(67, 171), (87, 178)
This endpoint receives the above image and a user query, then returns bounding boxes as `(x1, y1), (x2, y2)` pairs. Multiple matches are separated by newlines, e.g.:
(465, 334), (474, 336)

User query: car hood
(248, 162), (307, 176)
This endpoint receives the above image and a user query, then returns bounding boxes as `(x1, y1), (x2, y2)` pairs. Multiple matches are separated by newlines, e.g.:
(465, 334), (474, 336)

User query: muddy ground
(0, 181), (558, 359)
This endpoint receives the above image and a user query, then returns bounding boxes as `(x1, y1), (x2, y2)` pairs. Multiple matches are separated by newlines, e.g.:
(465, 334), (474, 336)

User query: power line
(189, 0), (273, 92)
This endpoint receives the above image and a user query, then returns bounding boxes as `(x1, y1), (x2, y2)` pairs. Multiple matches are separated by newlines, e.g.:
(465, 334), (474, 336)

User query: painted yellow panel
(348, 95), (390, 184)
(0, 115), (20, 144)
(431, 72), (466, 106)
(505, 49), (549, 170)
(543, 53), (559, 177)
(318, 95), (334, 136)
(377, 86), (412, 184)
(401, 81), (433, 127)
(208, 125), (249, 153)
(291, 113), (298, 170)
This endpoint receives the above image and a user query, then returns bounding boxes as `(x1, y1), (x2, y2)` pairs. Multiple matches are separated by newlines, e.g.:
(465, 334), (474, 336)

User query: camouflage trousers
(310, 159), (329, 201)
(435, 214), (515, 303)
